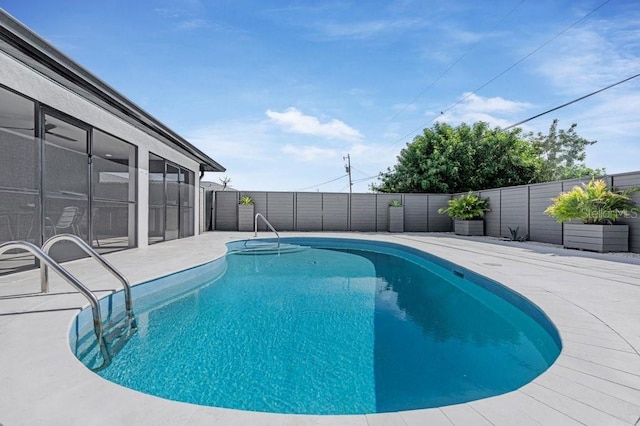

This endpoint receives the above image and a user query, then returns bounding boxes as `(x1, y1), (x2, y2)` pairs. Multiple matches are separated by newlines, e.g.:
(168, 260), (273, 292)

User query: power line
(381, 0), (611, 151)
(352, 174), (380, 184)
(343, 153), (353, 195)
(503, 72), (640, 130)
(293, 174), (348, 191)
(351, 165), (374, 177)
(338, 183), (351, 192)
(388, 0), (526, 122)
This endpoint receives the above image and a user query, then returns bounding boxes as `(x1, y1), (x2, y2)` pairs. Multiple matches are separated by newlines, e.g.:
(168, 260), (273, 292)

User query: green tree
(529, 119), (604, 182)
(373, 122), (541, 193)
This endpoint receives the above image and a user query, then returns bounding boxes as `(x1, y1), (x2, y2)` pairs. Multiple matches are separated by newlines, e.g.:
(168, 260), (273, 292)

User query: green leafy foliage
(544, 179), (640, 224)
(508, 226), (528, 242)
(529, 119), (604, 181)
(438, 191), (490, 220)
(373, 119), (603, 194)
(239, 195), (254, 205)
(373, 122), (541, 193)
(388, 199), (402, 207)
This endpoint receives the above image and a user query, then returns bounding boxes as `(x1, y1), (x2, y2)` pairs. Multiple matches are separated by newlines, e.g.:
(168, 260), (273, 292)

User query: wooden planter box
(454, 219), (484, 236)
(563, 223), (629, 252)
(238, 205), (254, 232)
(388, 206), (404, 232)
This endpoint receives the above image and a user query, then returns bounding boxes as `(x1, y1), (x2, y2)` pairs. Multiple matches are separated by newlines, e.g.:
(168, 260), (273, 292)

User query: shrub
(544, 179), (640, 224)
(239, 195), (254, 205)
(388, 199), (402, 207)
(438, 192), (489, 220)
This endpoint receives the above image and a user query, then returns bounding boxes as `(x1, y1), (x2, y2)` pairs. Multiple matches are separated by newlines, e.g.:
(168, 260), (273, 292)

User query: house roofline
(0, 8), (225, 173)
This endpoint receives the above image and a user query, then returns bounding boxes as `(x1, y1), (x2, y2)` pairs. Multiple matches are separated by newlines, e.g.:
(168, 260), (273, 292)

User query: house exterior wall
(0, 50), (201, 248)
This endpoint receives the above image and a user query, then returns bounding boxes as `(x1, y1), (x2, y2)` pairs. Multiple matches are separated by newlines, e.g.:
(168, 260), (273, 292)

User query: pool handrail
(0, 240), (110, 363)
(254, 213), (280, 247)
(41, 233), (136, 329)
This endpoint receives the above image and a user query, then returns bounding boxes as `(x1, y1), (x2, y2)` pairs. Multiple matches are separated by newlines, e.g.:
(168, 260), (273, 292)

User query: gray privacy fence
(473, 171), (640, 252)
(206, 171), (640, 253)
(211, 191), (452, 233)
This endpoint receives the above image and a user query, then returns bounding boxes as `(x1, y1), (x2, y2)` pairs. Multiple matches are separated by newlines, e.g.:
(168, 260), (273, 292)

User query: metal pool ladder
(0, 234), (136, 370)
(254, 213), (280, 247)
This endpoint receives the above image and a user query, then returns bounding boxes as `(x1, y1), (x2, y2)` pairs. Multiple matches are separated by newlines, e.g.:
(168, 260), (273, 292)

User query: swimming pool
(71, 238), (561, 415)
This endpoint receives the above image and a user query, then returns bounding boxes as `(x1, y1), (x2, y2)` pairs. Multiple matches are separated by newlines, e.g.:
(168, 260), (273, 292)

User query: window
(92, 129), (137, 251)
(0, 86), (39, 273)
(0, 85), (139, 274)
(148, 153), (195, 245)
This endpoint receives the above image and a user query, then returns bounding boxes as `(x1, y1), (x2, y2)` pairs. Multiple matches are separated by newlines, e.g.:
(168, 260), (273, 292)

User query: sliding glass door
(43, 113), (90, 260)
(148, 154), (195, 245)
(0, 85), (138, 274)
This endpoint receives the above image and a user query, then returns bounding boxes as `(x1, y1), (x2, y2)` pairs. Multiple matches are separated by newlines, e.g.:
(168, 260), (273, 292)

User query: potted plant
(238, 195), (254, 231)
(388, 199), (404, 232)
(544, 179), (640, 252)
(438, 191), (490, 236)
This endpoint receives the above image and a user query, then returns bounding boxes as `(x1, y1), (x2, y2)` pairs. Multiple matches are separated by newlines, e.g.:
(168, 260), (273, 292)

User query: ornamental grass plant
(438, 192), (490, 220)
(544, 179), (640, 224)
(239, 195), (254, 205)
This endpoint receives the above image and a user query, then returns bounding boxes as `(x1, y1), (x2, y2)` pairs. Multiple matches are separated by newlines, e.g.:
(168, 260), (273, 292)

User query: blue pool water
(71, 238), (561, 415)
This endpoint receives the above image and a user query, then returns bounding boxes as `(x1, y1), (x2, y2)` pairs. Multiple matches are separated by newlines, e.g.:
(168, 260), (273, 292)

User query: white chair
(45, 206), (81, 236)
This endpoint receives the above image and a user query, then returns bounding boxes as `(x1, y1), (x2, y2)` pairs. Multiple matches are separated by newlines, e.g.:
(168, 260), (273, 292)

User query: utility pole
(343, 153), (352, 231)
(343, 153), (352, 195)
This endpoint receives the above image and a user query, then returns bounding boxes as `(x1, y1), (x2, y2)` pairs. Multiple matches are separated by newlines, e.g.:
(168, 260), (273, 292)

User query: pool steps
(0, 235), (137, 372)
(75, 310), (136, 370)
(228, 242), (309, 255)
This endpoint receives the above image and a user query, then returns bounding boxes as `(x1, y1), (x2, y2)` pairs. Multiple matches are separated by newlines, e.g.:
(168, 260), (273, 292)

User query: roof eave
(0, 8), (225, 173)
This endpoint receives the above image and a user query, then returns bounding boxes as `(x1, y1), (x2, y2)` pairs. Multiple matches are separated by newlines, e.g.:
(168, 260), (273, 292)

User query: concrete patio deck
(1, 232), (639, 425)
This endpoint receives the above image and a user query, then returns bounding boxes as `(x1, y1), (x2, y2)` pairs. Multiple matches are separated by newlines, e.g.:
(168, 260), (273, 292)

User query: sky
(2, 0), (639, 192)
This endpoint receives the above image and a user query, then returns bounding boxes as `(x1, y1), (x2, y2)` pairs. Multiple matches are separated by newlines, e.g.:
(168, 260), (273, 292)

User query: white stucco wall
(0, 50), (202, 247)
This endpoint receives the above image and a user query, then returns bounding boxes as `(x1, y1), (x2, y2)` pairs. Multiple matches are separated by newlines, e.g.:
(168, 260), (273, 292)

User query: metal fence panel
(613, 172), (640, 252)
(214, 191), (238, 231)
(428, 194), (452, 231)
(404, 194), (429, 232)
(322, 193), (349, 231)
(500, 187), (529, 238)
(376, 194), (397, 231)
(479, 189), (501, 237)
(296, 193), (322, 231)
(267, 192), (295, 231)
(529, 183), (562, 244)
(561, 177), (601, 192)
(244, 191), (267, 231)
(350, 194), (377, 231)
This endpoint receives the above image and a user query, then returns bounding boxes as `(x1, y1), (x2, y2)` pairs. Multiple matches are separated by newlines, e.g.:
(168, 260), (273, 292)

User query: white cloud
(316, 18), (425, 40)
(177, 19), (209, 30)
(282, 144), (338, 161)
(392, 103), (417, 112)
(185, 121), (275, 162)
(531, 17), (640, 95)
(349, 143), (371, 156)
(438, 92), (532, 128)
(457, 92), (531, 114)
(266, 107), (363, 140)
